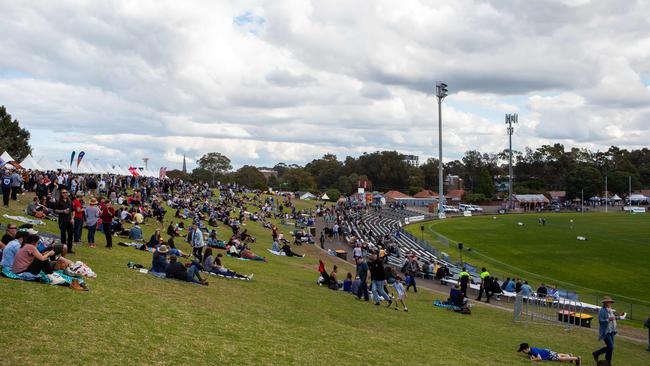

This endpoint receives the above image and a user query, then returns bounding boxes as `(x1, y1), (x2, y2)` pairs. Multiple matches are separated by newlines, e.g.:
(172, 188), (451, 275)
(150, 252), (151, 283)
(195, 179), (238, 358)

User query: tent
(611, 194), (622, 201)
(321, 193), (330, 201)
(300, 192), (317, 200)
(1, 151), (15, 163)
(20, 155), (43, 170)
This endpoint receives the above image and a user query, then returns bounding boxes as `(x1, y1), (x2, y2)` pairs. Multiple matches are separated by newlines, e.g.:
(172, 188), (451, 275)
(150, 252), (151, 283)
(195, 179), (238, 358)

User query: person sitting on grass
(281, 243), (304, 257)
(202, 250), (251, 280)
(164, 255), (208, 285)
(11, 234), (56, 279)
(517, 343), (581, 364)
(448, 284), (468, 308)
(151, 245), (170, 274)
(146, 229), (163, 249)
(271, 239), (280, 252)
(1, 230), (28, 271)
(328, 265), (339, 290)
(342, 272), (353, 292)
(129, 223), (144, 241)
(166, 221), (179, 237)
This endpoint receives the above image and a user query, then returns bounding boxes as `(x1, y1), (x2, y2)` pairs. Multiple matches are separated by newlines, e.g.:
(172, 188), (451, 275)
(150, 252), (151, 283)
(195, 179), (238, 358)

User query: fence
(514, 295), (588, 330)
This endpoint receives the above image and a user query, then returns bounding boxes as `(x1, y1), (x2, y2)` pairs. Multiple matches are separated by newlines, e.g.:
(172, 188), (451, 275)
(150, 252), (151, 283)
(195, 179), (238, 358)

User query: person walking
(190, 224), (205, 262)
(84, 197), (100, 248)
(592, 296), (625, 365)
(404, 254), (419, 293)
(100, 200), (115, 248)
(1, 170), (11, 207)
(477, 267), (491, 302)
(459, 267), (470, 297)
(54, 188), (74, 254)
(355, 256), (369, 301)
(643, 313), (650, 352)
(369, 252), (392, 306)
(10, 170), (22, 201)
(319, 231), (325, 249)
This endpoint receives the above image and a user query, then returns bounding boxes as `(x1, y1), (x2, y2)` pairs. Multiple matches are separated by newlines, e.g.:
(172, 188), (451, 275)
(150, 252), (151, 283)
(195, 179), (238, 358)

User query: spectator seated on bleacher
(491, 277), (504, 299)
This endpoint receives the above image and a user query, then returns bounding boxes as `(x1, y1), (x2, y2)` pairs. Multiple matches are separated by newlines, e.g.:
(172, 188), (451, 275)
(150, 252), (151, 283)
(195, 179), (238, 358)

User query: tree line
(169, 144), (649, 202)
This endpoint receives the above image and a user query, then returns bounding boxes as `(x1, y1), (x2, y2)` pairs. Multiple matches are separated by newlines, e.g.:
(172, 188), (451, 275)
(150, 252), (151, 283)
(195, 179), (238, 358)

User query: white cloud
(0, 0), (649, 169)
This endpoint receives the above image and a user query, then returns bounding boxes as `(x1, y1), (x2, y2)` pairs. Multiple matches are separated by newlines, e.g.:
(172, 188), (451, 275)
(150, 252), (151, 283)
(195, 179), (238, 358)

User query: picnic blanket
(267, 249), (287, 256)
(130, 266), (204, 285)
(433, 299), (461, 312)
(3, 214), (46, 226)
(2, 267), (86, 286)
(118, 242), (155, 252)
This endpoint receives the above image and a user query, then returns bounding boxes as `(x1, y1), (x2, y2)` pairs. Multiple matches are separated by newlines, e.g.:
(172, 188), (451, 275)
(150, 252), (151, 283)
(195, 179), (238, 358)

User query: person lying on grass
(281, 243), (304, 257)
(517, 343), (581, 364)
(202, 250), (251, 280)
(164, 255), (208, 286)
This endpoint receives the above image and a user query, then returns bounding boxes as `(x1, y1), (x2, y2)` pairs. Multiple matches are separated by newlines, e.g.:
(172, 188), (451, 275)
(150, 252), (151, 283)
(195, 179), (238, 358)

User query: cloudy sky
(1, 0), (649, 170)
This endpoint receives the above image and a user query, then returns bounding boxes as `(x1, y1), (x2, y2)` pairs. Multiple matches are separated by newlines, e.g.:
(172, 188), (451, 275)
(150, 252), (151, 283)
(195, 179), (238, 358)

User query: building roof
(445, 189), (465, 199)
(384, 190), (411, 199)
(413, 189), (438, 198)
(547, 191), (566, 199)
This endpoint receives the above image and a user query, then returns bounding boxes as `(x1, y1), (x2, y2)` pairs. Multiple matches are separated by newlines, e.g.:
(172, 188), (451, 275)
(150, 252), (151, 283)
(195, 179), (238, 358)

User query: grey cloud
(265, 69), (317, 87)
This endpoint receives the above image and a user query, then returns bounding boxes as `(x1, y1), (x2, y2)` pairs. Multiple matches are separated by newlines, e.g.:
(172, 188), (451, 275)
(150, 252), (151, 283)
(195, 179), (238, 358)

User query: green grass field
(1, 196), (648, 365)
(407, 213), (650, 310)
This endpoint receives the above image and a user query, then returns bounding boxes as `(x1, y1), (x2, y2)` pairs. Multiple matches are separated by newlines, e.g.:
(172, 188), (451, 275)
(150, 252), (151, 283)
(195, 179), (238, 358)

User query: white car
(459, 204), (473, 212)
(469, 204), (483, 212)
(443, 205), (459, 213)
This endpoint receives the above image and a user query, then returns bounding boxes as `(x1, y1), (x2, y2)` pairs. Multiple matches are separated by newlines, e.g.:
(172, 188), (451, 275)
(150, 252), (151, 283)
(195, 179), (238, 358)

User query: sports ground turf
(406, 213), (650, 317)
(1, 196), (648, 365)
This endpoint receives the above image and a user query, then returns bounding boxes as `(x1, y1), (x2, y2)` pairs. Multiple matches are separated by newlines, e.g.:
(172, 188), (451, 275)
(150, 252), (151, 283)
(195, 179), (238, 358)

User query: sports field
(408, 213), (650, 307)
(1, 198), (648, 365)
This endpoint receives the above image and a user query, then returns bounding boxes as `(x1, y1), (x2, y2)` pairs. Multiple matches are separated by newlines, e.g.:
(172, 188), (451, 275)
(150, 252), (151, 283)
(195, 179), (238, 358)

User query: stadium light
(505, 113), (518, 211)
(436, 81), (448, 219)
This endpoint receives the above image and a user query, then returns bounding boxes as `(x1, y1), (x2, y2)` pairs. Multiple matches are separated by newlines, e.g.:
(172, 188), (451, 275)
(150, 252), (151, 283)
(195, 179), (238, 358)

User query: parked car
(468, 204), (483, 212)
(443, 205), (459, 213)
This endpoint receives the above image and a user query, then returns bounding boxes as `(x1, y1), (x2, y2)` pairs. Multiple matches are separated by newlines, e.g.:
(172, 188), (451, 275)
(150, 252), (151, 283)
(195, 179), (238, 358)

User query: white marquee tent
(19, 155), (43, 170)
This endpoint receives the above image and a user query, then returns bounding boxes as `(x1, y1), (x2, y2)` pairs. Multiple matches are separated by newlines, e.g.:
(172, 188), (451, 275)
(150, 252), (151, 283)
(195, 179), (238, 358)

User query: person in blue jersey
(517, 343), (581, 364)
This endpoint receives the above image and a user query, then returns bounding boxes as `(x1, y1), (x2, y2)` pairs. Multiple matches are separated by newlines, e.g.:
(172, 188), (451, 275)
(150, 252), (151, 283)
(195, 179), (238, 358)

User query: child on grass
(392, 276), (408, 312)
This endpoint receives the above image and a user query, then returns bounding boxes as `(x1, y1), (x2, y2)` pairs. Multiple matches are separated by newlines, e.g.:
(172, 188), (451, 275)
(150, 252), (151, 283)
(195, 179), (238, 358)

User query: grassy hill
(1, 196), (648, 365)
(406, 213), (650, 314)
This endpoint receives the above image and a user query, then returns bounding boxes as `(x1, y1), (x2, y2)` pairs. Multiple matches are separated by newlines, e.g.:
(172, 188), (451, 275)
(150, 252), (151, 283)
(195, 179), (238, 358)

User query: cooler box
(572, 313), (593, 328)
(335, 250), (347, 260)
(557, 310), (572, 322)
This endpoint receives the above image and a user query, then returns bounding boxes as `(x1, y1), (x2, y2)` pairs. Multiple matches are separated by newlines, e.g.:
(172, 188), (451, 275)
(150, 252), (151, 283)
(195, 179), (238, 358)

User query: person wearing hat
(151, 245), (169, 274)
(593, 296), (626, 364)
(517, 342), (581, 364)
(84, 198), (100, 248)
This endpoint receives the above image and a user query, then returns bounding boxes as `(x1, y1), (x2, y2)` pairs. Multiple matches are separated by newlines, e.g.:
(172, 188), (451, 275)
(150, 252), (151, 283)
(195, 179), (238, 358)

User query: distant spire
(182, 154), (187, 173)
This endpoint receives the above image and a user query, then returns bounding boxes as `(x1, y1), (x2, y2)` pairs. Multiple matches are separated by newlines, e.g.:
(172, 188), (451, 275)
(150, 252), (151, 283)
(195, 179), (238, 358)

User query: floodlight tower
(143, 157), (149, 170)
(506, 113), (518, 210)
(436, 81), (448, 218)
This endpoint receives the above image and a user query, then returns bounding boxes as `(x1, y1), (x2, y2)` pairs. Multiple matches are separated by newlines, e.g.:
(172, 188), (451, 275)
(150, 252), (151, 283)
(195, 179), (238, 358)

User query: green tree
(474, 167), (494, 197)
(305, 153), (344, 189)
(566, 165), (602, 199)
(191, 167), (213, 184)
(233, 165), (267, 190)
(167, 169), (193, 181)
(197, 152), (232, 186)
(0, 105), (32, 161)
(324, 188), (341, 201)
(282, 168), (316, 191)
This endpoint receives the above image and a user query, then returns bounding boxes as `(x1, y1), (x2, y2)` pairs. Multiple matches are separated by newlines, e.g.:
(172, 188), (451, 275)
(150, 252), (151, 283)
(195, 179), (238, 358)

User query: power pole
(506, 113), (518, 210)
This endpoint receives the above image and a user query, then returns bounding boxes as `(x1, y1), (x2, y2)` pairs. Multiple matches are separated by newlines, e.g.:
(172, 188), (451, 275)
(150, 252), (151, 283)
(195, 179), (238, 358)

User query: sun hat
(601, 296), (615, 303)
(89, 198), (98, 205)
(157, 245), (169, 254)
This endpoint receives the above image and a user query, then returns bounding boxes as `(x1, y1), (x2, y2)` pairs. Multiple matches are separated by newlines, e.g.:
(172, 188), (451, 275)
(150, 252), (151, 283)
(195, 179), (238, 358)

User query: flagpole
(605, 175), (608, 213)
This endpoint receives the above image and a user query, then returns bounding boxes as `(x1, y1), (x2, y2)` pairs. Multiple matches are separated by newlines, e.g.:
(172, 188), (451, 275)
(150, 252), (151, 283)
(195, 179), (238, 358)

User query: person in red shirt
(100, 200), (115, 248)
(72, 193), (84, 243)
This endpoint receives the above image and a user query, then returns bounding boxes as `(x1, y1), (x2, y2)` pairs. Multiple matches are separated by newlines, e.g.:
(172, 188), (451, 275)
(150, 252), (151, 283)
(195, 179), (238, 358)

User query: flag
(76, 151), (85, 168)
(128, 166), (139, 177)
(159, 167), (167, 179)
(69, 151), (76, 168)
